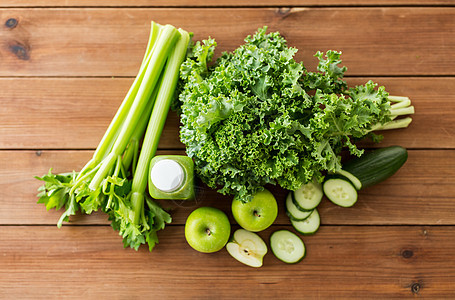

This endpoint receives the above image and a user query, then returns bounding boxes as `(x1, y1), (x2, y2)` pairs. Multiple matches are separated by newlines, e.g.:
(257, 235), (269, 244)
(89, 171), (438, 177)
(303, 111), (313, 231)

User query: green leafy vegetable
(176, 27), (414, 203)
(36, 22), (190, 251)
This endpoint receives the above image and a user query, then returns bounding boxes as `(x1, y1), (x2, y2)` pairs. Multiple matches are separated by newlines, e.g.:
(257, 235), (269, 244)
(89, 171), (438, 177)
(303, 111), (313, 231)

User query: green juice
(148, 155), (195, 200)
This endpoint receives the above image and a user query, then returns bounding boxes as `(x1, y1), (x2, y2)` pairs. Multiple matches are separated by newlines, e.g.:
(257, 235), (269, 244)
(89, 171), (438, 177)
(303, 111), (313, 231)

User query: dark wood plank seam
(0, 147), (453, 152)
(1, 75), (455, 79)
(1, 4), (455, 8)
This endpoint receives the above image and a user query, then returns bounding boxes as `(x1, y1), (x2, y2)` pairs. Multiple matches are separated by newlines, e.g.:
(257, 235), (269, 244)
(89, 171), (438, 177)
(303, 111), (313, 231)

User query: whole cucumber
(342, 145), (408, 190)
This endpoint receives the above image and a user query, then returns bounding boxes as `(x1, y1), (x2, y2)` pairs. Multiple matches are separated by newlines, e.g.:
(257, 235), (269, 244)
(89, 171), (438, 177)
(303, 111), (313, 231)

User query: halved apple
(226, 229), (267, 267)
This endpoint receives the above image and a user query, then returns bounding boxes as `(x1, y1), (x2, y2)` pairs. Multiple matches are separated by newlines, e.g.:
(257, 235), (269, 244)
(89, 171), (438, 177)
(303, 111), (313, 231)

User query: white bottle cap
(150, 159), (185, 192)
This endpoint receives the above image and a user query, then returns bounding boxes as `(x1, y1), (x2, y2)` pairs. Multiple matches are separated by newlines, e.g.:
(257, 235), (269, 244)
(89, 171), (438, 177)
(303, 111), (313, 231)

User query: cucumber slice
(292, 180), (323, 212)
(323, 176), (358, 207)
(290, 209), (320, 235)
(285, 193), (313, 221)
(270, 230), (306, 264)
(335, 169), (362, 191)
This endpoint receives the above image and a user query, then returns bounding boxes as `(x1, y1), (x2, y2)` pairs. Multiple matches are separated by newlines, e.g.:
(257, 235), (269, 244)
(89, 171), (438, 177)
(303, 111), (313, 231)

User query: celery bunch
(36, 22), (190, 251)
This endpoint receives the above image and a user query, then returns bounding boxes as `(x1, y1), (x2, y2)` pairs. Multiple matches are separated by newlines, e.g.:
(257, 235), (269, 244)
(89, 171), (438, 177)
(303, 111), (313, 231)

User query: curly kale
(176, 27), (412, 202)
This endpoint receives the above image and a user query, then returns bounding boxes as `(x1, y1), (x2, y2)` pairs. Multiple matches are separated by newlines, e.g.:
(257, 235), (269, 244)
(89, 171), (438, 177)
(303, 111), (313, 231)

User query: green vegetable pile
(176, 27), (414, 202)
(35, 22), (190, 251)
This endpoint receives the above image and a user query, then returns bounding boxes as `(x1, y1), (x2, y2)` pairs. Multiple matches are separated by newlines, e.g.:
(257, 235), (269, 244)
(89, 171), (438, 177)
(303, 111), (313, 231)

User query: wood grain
(0, 77), (451, 150)
(0, 3), (453, 298)
(2, 149), (454, 225)
(1, 0), (454, 7)
(1, 225), (454, 298)
(0, 78), (182, 149)
(0, 8), (454, 76)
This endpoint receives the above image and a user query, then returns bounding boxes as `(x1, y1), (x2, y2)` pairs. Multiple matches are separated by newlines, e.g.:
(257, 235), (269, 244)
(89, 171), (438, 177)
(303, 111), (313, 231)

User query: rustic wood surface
(1, 8), (454, 76)
(1, 226), (454, 298)
(1, 2), (454, 299)
(1, 0), (454, 7)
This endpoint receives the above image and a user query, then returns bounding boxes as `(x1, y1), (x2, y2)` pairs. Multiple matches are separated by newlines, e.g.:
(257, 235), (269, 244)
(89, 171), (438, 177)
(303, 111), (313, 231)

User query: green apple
(231, 189), (278, 232)
(184, 206), (231, 253)
(226, 229), (267, 267)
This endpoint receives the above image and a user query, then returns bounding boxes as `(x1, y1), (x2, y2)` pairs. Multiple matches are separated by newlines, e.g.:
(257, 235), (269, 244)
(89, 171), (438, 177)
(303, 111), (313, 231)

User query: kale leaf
(177, 27), (395, 202)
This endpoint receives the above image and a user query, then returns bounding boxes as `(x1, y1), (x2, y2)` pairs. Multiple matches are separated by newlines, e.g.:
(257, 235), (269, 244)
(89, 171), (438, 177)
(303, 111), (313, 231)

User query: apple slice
(226, 229), (268, 267)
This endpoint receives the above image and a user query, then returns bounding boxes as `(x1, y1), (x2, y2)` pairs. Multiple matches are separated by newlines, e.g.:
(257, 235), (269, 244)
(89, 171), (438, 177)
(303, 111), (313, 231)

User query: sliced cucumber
(270, 230), (306, 264)
(342, 145), (408, 190)
(335, 169), (362, 191)
(285, 193), (313, 221)
(323, 176), (358, 207)
(290, 208), (320, 235)
(292, 180), (323, 212)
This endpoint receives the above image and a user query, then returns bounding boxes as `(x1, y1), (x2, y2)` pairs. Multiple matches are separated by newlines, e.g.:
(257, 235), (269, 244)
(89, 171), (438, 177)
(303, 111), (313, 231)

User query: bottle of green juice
(148, 155), (195, 200)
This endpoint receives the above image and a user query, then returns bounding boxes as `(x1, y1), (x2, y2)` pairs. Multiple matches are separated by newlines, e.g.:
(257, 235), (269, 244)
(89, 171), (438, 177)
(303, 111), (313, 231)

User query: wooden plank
(1, 225), (454, 298)
(349, 77), (455, 150)
(0, 8), (454, 76)
(1, 0), (454, 7)
(1, 150), (108, 225)
(0, 77), (450, 150)
(0, 78), (182, 149)
(2, 149), (454, 225)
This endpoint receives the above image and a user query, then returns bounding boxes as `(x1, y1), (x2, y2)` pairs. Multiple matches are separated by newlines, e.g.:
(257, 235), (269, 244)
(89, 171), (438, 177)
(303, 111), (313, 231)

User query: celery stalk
(390, 99), (411, 109)
(130, 29), (190, 225)
(122, 83), (159, 173)
(89, 25), (180, 191)
(390, 106), (415, 117)
(76, 22), (162, 182)
(92, 22), (161, 164)
(388, 95), (410, 102)
(370, 117), (413, 131)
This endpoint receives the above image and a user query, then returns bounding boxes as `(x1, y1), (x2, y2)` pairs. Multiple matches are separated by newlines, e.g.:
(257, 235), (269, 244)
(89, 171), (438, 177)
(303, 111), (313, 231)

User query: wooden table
(1, 1), (454, 298)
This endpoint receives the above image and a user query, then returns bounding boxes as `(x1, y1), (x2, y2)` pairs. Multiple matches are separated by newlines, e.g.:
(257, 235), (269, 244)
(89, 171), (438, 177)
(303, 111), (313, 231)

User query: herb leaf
(177, 27), (407, 202)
